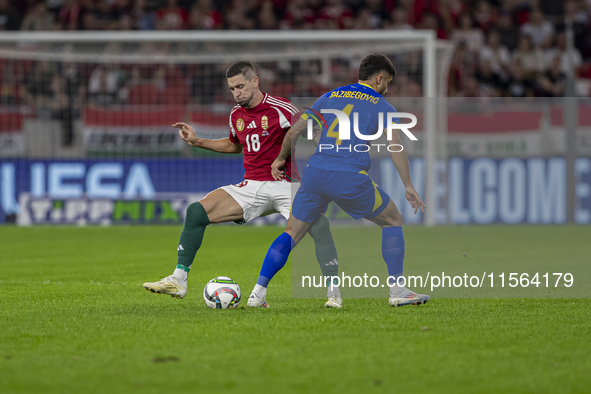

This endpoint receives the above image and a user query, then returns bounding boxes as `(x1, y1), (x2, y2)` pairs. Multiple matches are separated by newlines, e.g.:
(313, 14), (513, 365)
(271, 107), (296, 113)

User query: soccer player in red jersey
(143, 61), (342, 308)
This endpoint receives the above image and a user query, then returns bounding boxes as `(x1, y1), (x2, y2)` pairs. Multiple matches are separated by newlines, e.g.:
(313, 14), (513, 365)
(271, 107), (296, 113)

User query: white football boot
(247, 292), (270, 308)
(388, 287), (430, 307)
(143, 275), (187, 299)
(325, 286), (342, 308)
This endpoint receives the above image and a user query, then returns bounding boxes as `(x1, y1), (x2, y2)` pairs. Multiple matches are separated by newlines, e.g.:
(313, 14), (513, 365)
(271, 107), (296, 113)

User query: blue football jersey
(302, 83), (398, 173)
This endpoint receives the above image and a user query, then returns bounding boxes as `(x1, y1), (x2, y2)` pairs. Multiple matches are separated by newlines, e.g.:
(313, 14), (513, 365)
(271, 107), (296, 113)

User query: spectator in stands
(354, 7), (380, 29)
(20, 1), (54, 31)
(472, 0), (497, 32)
(386, 7), (413, 30)
(511, 34), (544, 76)
(7, 0), (591, 100)
(317, 0), (354, 29)
(88, 65), (124, 102)
(520, 7), (554, 48)
(157, 0), (187, 30)
(92, 0), (121, 30)
(564, 0), (588, 24)
(88, 70), (117, 107)
(134, 0), (157, 30)
(479, 29), (511, 77)
(25, 61), (55, 114)
(59, 0), (82, 30)
(188, 0), (222, 30)
(538, 55), (566, 97)
(257, 0), (279, 30)
(556, 0), (590, 58)
(81, 9), (96, 30)
(544, 31), (582, 75)
(152, 66), (167, 91)
(419, 13), (447, 39)
(451, 13), (485, 53)
(505, 59), (535, 97)
(225, 0), (256, 30)
(456, 75), (489, 98)
(118, 12), (133, 30)
(1, 63), (20, 105)
(0, 0), (21, 30)
(475, 59), (503, 96)
(439, 0), (465, 33)
(280, 0), (315, 30)
(48, 75), (75, 145)
(448, 41), (474, 96)
(46, 0), (65, 17)
(364, 0), (390, 28)
(306, 0), (326, 16)
(496, 11), (519, 51)
(59, 61), (84, 110)
(114, 0), (133, 15)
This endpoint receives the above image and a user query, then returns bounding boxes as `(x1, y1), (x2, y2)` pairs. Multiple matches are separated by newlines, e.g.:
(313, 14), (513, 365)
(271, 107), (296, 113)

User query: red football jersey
(228, 93), (300, 182)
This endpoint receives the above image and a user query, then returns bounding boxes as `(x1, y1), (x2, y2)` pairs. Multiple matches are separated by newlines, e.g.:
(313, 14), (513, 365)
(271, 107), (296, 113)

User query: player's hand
(271, 158), (286, 181)
(173, 122), (199, 146)
(405, 186), (426, 214)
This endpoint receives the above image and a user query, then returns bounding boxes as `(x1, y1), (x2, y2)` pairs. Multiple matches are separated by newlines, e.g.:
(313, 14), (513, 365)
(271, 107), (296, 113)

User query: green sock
(308, 215), (339, 285)
(176, 202), (210, 273)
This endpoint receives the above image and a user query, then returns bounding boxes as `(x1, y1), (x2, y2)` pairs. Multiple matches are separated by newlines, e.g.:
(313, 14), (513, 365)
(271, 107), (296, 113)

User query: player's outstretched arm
(388, 129), (426, 214)
(173, 122), (242, 154)
(271, 117), (307, 180)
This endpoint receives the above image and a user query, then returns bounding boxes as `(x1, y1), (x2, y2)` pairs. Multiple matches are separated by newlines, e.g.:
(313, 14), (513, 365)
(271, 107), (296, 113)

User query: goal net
(0, 31), (454, 226)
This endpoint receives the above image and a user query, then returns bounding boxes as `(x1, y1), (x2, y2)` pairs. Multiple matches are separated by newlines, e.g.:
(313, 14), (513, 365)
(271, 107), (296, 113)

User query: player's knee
(308, 215), (332, 241)
(380, 207), (403, 227)
(185, 202), (210, 227)
(393, 211), (403, 226)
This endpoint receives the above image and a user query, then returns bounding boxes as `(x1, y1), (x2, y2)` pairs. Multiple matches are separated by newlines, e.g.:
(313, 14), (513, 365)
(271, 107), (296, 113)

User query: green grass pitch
(1, 225), (590, 393)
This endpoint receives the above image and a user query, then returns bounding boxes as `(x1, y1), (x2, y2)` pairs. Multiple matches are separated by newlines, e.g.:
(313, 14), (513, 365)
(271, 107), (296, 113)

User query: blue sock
(382, 226), (404, 278)
(257, 232), (294, 287)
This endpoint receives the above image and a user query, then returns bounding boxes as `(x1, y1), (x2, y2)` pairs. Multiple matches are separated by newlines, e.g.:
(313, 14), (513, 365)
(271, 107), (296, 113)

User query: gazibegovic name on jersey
(301, 83), (399, 173)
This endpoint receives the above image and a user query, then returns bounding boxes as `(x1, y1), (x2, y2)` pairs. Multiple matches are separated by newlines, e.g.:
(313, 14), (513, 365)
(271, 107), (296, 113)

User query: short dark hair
(226, 61), (257, 79)
(358, 54), (396, 80)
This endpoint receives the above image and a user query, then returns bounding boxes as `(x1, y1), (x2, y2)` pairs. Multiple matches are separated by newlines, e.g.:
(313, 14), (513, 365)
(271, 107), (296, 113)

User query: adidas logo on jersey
(247, 121), (256, 129)
(177, 245), (184, 251)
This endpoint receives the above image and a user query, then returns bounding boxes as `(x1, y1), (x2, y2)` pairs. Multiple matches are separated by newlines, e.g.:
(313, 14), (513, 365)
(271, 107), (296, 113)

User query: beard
(236, 93), (253, 107)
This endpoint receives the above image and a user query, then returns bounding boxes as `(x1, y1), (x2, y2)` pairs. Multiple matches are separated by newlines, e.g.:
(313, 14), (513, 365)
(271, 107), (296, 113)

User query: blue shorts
(292, 166), (391, 223)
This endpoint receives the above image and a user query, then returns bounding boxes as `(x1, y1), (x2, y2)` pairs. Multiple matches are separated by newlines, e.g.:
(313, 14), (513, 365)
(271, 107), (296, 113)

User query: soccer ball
(203, 276), (241, 309)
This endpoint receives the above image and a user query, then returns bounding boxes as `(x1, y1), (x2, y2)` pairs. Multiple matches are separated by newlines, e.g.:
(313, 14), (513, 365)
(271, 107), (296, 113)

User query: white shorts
(219, 179), (300, 223)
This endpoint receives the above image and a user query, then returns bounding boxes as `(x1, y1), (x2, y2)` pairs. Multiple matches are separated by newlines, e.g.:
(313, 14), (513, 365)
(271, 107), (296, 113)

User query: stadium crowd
(1, 0), (590, 102)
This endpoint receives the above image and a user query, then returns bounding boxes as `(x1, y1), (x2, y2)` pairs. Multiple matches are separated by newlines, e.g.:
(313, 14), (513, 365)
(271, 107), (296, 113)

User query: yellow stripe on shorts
(358, 171), (382, 212)
(372, 181), (382, 212)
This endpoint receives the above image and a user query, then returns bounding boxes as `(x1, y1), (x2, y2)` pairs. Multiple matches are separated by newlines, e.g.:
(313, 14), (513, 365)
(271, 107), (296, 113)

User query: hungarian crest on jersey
(261, 115), (269, 136)
(237, 118), (245, 132)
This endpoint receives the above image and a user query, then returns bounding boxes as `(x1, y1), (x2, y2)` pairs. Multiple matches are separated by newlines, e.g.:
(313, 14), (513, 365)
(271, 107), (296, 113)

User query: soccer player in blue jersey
(247, 53), (428, 308)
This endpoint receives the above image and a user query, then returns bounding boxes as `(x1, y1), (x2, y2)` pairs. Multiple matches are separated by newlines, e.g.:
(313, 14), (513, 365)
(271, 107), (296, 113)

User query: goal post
(0, 30), (453, 226)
